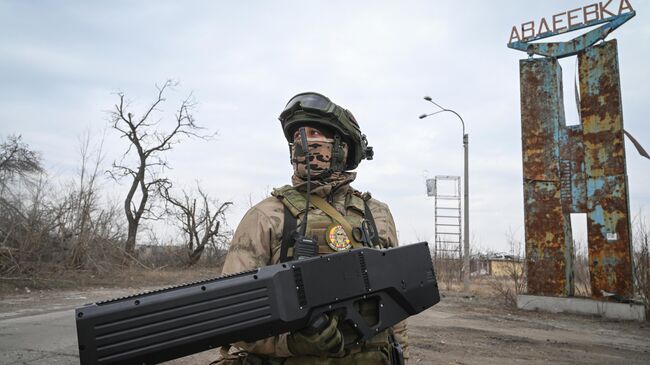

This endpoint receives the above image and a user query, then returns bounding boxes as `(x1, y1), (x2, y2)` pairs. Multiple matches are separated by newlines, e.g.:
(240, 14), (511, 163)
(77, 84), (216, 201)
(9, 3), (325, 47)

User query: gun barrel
(76, 242), (439, 364)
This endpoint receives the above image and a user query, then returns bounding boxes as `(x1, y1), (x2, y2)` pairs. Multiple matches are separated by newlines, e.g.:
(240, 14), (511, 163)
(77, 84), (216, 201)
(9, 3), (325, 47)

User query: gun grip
(308, 291), (407, 347)
(301, 314), (329, 336)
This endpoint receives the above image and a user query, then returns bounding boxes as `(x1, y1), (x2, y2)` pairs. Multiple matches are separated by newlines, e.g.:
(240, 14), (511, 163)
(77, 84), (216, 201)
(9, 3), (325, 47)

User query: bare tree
(0, 135), (42, 189)
(161, 183), (232, 266)
(108, 81), (212, 254)
(632, 211), (649, 314)
(64, 131), (106, 268)
(0, 132), (130, 276)
(0, 135), (45, 272)
(573, 238), (591, 296)
(432, 239), (462, 291)
(489, 230), (526, 307)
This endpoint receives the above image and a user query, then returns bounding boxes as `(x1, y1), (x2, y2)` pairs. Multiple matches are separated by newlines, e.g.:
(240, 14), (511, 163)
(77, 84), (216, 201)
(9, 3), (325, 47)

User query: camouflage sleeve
(220, 200), (293, 358)
(367, 198), (409, 360)
(366, 198), (398, 249)
(221, 206), (273, 274)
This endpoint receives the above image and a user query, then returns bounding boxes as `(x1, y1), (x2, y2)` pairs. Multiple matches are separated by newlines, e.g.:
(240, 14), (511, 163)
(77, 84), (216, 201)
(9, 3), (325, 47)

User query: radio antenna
(293, 127), (317, 259)
(299, 127), (311, 237)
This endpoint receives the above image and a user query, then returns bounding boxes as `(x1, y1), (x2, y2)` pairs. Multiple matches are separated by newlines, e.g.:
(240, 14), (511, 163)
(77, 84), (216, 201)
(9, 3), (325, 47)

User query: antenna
(293, 127), (318, 259)
(298, 127), (311, 238)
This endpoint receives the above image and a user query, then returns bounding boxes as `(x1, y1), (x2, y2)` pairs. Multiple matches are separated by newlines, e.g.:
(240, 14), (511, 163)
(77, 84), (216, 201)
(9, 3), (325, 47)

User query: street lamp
(420, 96), (470, 293)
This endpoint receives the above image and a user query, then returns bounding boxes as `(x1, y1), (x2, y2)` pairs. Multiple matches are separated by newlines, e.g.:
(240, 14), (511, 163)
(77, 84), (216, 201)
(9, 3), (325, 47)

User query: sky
(1, 0), (648, 253)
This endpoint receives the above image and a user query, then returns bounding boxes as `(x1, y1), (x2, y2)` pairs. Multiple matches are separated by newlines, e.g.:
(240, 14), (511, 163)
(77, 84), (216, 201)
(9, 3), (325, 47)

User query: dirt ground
(1, 275), (648, 365)
(409, 292), (649, 364)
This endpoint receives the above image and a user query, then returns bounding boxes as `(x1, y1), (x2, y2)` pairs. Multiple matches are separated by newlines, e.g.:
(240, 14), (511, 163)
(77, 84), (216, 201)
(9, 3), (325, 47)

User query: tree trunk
(187, 245), (205, 266)
(125, 223), (138, 254)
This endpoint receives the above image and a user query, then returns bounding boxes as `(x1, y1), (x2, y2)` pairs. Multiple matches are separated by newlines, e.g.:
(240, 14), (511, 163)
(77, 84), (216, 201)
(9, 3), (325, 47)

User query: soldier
(214, 92), (407, 365)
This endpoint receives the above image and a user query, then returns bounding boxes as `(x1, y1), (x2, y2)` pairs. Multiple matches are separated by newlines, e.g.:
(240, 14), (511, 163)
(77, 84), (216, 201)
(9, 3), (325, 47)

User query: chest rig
(270, 185), (396, 358)
(271, 185), (380, 262)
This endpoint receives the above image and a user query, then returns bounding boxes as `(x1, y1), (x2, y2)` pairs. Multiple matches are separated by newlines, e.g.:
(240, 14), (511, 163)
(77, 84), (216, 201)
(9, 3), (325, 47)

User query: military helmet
(278, 92), (373, 171)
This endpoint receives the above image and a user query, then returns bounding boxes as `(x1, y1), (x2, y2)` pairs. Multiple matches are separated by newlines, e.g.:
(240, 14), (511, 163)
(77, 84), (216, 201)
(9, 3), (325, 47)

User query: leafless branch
(161, 182), (232, 266)
(108, 81), (215, 255)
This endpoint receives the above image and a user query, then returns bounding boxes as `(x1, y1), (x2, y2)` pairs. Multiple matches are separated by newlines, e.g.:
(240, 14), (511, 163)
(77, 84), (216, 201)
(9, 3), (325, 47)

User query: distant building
(470, 252), (523, 277)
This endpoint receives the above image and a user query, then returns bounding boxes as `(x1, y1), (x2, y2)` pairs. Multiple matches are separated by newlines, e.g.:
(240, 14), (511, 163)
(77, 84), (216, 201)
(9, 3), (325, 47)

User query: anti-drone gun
(75, 242), (440, 364)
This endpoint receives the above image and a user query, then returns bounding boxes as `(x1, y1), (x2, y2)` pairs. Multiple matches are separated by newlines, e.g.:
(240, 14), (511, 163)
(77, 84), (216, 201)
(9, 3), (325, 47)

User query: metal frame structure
(428, 176), (462, 260)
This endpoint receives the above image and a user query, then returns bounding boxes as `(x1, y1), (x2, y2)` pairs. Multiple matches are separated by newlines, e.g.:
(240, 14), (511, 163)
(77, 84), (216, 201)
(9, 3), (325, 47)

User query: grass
(0, 265), (223, 296)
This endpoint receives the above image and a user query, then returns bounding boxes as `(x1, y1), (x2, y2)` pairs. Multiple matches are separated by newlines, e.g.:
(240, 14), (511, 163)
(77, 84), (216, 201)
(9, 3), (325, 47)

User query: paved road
(0, 288), (134, 365)
(0, 309), (79, 364)
(0, 289), (219, 365)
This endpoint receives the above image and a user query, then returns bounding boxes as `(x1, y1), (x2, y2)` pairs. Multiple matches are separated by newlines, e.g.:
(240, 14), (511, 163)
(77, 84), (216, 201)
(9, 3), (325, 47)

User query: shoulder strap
(363, 200), (381, 247)
(279, 205), (297, 262)
(310, 195), (363, 249)
(273, 185), (301, 262)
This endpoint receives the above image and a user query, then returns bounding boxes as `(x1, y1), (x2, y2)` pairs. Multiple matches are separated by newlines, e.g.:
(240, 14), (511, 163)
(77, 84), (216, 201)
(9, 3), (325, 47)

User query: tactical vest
(269, 185), (394, 363)
(271, 185), (380, 261)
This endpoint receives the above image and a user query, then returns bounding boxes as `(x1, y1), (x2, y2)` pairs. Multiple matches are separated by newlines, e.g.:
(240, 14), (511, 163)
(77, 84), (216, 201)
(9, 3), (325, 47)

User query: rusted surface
(523, 181), (568, 296)
(519, 39), (633, 299)
(520, 58), (571, 296)
(520, 58), (561, 182)
(560, 126), (587, 213)
(579, 40), (633, 298)
(580, 40), (626, 177)
(586, 176), (633, 297)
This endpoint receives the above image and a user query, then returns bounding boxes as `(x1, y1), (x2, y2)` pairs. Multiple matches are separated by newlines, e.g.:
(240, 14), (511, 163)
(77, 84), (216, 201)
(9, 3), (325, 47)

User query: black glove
(287, 314), (344, 357)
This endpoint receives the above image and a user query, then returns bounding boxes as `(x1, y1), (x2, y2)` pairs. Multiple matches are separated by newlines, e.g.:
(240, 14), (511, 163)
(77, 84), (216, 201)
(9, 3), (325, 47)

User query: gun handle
(308, 291), (409, 347)
(300, 314), (329, 336)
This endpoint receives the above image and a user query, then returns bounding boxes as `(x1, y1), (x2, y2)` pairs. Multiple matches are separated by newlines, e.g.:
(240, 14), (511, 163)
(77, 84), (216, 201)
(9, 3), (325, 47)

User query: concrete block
(517, 294), (646, 321)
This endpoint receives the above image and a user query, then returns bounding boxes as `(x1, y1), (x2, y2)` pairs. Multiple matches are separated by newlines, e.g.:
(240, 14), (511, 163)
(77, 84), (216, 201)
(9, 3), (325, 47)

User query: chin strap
(330, 134), (347, 172)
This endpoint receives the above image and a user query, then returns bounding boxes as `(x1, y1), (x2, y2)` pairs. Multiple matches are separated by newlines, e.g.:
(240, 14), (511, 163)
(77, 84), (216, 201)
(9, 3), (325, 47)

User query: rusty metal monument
(508, 2), (639, 299)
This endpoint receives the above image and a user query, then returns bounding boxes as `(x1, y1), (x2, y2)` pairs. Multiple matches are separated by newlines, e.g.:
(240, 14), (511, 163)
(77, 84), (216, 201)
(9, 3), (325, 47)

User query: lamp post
(419, 97), (470, 293)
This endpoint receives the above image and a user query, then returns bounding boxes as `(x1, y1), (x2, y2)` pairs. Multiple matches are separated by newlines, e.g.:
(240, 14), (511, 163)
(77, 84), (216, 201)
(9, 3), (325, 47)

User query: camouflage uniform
(214, 172), (408, 365)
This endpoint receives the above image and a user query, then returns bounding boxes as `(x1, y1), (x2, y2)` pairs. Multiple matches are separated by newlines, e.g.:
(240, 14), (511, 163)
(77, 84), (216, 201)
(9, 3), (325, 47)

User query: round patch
(326, 224), (352, 251)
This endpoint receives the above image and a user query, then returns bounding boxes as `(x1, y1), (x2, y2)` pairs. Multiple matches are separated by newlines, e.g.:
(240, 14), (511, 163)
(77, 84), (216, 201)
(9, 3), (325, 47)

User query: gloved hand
(287, 314), (344, 357)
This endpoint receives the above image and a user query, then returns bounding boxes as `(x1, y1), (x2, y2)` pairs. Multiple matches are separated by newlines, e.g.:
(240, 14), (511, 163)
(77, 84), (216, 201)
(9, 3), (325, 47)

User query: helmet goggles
(280, 92), (337, 121)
